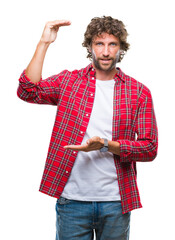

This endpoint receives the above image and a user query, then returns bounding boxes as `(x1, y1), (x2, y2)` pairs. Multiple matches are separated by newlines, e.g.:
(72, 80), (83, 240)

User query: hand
(40, 20), (71, 44)
(64, 136), (104, 152)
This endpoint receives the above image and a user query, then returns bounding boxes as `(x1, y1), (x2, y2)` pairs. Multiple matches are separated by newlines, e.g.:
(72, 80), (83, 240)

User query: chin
(100, 65), (113, 72)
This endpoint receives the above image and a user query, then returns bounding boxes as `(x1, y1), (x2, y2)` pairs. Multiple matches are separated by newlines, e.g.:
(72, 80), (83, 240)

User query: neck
(93, 65), (118, 81)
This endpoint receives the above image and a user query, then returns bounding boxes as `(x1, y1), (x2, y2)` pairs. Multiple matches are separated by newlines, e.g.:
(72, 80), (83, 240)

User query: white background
(0, 0), (175, 239)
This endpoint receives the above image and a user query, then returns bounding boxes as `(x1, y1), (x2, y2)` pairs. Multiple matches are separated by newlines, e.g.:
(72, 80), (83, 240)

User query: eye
(110, 42), (118, 46)
(96, 42), (103, 46)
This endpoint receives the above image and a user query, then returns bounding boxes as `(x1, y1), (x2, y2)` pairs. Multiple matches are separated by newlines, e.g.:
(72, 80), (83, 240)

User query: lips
(100, 59), (112, 64)
(101, 58), (111, 61)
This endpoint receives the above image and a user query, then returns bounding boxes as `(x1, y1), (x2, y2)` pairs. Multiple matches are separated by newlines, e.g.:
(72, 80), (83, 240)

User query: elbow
(149, 148), (158, 162)
(147, 140), (158, 162)
(133, 139), (158, 162)
(17, 86), (28, 102)
(17, 85), (38, 103)
(17, 86), (24, 100)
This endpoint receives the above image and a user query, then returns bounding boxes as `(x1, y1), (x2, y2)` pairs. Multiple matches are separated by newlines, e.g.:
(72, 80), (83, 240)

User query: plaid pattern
(17, 64), (158, 214)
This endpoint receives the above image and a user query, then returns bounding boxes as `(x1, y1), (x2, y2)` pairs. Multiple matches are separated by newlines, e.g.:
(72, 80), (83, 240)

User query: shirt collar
(83, 63), (126, 83)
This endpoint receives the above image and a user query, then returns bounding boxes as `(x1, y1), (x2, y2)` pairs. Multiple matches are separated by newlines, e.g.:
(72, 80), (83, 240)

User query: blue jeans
(55, 197), (131, 240)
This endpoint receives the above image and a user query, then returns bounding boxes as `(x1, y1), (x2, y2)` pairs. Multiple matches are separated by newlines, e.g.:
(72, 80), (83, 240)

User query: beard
(92, 50), (120, 72)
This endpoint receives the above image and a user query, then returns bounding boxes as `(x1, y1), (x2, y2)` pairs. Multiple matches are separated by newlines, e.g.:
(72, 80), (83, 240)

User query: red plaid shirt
(17, 64), (158, 214)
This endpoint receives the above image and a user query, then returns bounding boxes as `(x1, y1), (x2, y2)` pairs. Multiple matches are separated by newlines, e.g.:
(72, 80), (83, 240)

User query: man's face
(91, 33), (120, 72)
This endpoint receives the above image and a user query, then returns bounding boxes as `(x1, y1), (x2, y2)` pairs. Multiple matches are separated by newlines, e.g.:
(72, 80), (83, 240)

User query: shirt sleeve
(17, 70), (65, 105)
(117, 90), (158, 162)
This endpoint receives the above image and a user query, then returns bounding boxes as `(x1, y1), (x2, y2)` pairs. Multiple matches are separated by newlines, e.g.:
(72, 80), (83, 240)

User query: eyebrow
(94, 40), (119, 44)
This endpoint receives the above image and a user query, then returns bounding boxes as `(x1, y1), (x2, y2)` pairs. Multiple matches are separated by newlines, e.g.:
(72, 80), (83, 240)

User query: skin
(64, 137), (120, 156)
(25, 20), (120, 155)
(91, 33), (121, 80)
(25, 20), (71, 83)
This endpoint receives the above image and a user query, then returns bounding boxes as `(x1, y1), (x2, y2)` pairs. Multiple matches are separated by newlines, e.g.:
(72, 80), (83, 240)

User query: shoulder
(55, 65), (90, 88)
(54, 69), (79, 83)
(59, 65), (90, 77)
(118, 68), (152, 100)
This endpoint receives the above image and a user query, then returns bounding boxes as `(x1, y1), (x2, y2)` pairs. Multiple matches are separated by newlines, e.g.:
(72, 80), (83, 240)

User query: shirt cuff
(117, 139), (133, 163)
(18, 70), (42, 88)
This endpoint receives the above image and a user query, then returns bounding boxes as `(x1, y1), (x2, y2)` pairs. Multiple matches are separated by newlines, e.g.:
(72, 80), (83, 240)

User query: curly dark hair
(82, 16), (130, 62)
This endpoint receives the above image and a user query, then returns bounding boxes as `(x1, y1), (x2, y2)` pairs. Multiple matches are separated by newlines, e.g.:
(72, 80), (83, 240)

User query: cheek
(92, 49), (97, 58)
(116, 50), (120, 57)
(92, 49), (95, 55)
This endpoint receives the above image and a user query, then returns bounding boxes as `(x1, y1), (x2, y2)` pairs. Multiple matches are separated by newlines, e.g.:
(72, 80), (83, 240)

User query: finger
(49, 20), (71, 28)
(64, 144), (87, 151)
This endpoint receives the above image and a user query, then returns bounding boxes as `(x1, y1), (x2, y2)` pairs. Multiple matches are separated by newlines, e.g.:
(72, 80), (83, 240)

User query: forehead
(93, 33), (120, 43)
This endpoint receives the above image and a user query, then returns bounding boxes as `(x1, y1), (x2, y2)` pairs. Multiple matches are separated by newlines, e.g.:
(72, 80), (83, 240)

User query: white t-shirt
(61, 79), (121, 201)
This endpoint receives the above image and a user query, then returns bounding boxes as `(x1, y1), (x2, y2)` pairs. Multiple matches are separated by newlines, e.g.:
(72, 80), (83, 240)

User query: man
(17, 16), (158, 240)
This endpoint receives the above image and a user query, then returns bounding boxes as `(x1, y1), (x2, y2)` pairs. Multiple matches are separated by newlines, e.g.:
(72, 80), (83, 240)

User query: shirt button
(86, 114), (89, 117)
(90, 93), (93, 96)
(66, 171), (69, 174)
(80, 131), (83, 134)
(73, 151), (76, 154)
(92, 77), (95, 80)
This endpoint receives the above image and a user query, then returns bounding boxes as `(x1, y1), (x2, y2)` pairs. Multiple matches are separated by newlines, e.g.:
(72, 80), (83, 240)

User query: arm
(64, 136), (121, 155)
(26, 20), (71, 84)
(117, 90), (158, 162)
(64, 91), (158, 162)
(17, 20), (71, 105)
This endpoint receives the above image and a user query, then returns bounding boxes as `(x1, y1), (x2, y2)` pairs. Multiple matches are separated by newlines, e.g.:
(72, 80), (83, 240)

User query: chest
(58, 77), (138, 140)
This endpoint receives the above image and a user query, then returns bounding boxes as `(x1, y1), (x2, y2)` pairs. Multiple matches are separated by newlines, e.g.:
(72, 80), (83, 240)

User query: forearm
(25, 41), (50, 84)
(63, 136), (157, 162)
(25, 20), (71, 84)
(17, 20), (71, 104)
(107, 138), (157, 162)
(108, 140), (120, 156)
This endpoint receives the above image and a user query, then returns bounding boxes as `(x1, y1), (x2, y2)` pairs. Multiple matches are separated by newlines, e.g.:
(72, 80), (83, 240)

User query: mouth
(100, 59), (112, 64)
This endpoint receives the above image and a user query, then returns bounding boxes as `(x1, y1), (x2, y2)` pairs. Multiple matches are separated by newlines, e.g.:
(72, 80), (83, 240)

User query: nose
(103, 45), (110, 57)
